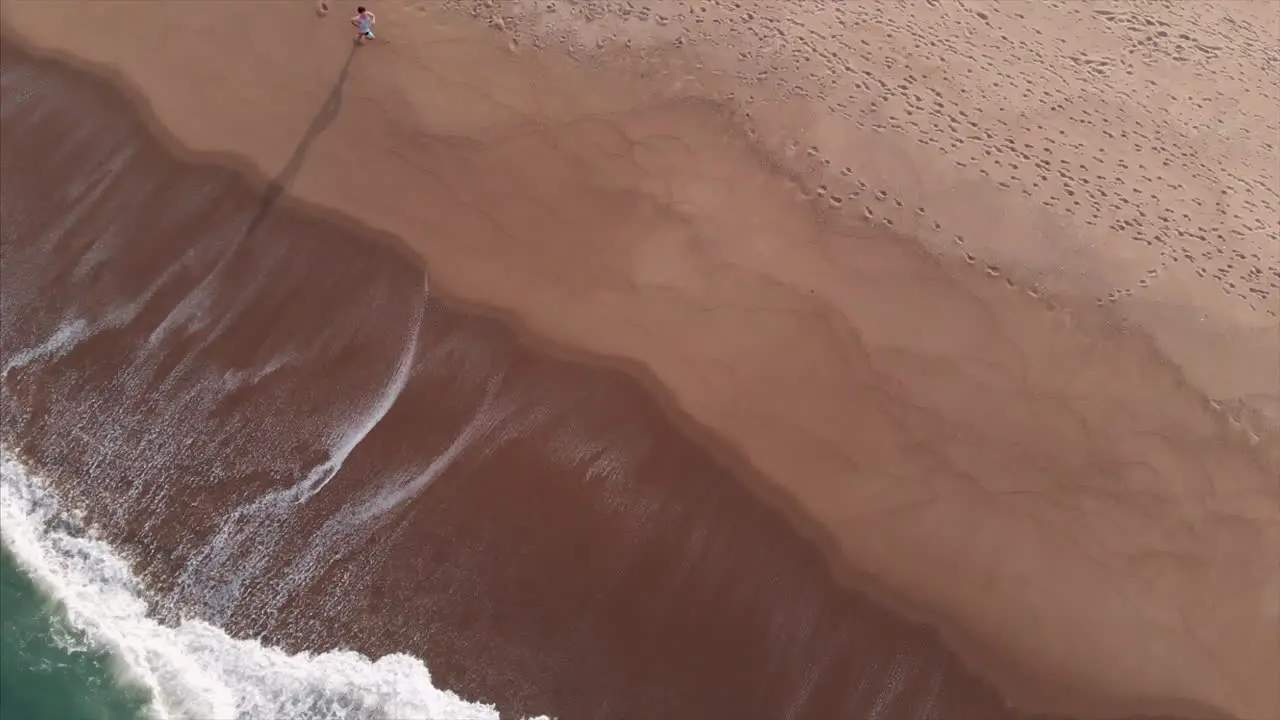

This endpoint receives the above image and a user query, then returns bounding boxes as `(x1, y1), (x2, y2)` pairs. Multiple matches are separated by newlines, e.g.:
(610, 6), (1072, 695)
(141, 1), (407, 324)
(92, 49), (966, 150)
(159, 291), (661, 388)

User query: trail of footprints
(453, 0), (1280, 318)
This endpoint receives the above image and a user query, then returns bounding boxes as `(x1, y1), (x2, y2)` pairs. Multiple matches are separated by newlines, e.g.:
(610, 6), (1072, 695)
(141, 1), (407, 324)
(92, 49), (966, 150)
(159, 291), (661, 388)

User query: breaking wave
(0, 452), (549, 720)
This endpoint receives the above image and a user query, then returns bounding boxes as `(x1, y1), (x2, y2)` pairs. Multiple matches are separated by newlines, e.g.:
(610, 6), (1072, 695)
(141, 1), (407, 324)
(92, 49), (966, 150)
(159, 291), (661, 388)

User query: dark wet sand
(0, 41), (1228, 720)
(3, 6), (1278, 715)
(6, 0), (1280, 711)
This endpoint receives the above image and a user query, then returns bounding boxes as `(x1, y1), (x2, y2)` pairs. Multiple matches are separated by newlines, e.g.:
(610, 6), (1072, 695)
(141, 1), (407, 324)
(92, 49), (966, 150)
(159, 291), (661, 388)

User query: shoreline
(0, 451), (535, 720)
(2, 3), (1278, 719)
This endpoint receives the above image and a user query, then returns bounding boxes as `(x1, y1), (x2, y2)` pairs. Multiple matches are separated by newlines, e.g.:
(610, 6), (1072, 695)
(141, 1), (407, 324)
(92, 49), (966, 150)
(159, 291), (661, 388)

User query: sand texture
(2, 1), (1278, 719)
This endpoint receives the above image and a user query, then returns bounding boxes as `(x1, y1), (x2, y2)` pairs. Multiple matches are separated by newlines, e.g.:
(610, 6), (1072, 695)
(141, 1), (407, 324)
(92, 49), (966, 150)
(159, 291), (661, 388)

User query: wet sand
(0, 41), (1064, 720)
(2, 1), (1279, 719)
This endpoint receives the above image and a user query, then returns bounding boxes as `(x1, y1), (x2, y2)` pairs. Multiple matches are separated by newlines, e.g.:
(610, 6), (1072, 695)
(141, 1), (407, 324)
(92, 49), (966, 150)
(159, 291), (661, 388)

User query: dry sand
(2, 1), (1278, 718)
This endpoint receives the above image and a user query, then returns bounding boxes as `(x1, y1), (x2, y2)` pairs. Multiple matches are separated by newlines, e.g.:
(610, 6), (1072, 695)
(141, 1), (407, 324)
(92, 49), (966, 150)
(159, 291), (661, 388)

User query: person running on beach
(351, 6), (376, 44)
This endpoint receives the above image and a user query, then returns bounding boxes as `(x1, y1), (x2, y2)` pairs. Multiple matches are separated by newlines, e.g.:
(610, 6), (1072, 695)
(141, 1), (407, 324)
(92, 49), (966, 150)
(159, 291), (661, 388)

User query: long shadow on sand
(242, 45), (357, 240)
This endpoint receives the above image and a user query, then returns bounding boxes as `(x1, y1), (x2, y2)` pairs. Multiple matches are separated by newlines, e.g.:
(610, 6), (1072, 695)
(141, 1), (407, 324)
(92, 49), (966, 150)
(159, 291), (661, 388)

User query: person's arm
(368, 11), (376, 24)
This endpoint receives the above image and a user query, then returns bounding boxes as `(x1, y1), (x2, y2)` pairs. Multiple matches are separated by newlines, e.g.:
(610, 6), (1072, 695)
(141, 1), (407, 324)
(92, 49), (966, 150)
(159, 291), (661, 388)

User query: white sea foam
(263, 376), (513, 613)
(172, 300), (426, 621)
(0, 451), (551, 720)
(1, 316), (89, 377)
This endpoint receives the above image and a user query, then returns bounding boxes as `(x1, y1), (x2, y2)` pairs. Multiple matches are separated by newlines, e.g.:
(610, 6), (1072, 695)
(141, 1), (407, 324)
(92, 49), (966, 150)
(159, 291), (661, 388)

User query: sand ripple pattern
(1, 26), (1276, 720)
(0, 44), (1087, 720)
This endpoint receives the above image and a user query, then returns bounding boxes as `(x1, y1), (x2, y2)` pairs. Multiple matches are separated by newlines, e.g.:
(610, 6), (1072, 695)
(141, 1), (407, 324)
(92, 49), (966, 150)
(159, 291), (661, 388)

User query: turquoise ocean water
(0, 454), (545, 720)
(0, 543), (151, 720)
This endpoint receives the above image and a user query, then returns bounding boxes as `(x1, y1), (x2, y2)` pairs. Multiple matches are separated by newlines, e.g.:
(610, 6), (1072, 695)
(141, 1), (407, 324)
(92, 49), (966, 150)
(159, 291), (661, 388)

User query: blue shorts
(359, 29), (374, 38)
